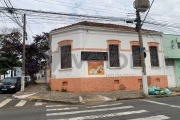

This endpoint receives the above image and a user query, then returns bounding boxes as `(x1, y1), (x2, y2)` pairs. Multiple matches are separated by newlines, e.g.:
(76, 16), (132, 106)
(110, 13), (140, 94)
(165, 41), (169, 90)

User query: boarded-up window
(132, 46), (141, 67)
(61, 45), (71, 69)
(150, 46), (159, 67)
(109, 45), (120, 67)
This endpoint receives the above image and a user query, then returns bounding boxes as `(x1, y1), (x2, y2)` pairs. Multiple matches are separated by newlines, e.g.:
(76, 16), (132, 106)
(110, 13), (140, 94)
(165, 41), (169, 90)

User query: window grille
(109, 45), (120, 67)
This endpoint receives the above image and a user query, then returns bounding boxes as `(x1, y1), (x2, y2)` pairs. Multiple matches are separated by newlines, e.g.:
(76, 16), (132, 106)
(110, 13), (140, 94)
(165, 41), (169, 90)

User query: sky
(0, 0), (180, 43)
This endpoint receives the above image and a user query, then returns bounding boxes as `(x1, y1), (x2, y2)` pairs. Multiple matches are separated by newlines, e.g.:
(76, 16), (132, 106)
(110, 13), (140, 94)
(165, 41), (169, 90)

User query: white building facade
(49, 21), (168, 92)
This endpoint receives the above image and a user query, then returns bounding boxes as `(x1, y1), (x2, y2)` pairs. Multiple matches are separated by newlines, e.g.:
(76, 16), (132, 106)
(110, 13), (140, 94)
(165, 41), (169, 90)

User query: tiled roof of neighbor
(51, 21), (156, 33)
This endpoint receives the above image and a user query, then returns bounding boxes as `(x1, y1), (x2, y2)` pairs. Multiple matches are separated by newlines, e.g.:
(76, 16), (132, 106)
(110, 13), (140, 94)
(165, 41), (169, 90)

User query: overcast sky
(0, 0), (179, 43)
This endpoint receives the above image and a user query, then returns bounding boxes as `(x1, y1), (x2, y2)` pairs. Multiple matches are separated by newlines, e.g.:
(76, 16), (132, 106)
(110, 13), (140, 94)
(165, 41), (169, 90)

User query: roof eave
(50, 25), (162, 36)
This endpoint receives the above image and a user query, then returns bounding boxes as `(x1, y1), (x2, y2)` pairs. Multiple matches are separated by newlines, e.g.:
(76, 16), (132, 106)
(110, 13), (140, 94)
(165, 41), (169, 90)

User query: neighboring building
(163, 34), (180, 88)
(0, 67), (22, 79)
(49, 21), (168, 92)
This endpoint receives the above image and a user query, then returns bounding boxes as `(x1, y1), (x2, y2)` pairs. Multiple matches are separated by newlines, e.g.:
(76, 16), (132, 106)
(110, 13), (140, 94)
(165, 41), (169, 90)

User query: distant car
(0, 77), (21, 93)
(14, 76), (28, 87)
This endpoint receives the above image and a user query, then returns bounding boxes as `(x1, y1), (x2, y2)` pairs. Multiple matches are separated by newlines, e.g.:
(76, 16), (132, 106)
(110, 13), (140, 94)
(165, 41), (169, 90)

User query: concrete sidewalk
(12, 78), (180, 104)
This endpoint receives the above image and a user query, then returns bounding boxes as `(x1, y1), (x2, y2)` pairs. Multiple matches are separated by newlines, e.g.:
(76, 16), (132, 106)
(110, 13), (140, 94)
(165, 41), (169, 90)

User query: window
(61, 45), (71, 69)
(132, 46), (141, 67)
(178, 43), (180, 49)
(150, 46), (159, 67)
(165, 59), (174, 66)
(109, 45), (120, 67)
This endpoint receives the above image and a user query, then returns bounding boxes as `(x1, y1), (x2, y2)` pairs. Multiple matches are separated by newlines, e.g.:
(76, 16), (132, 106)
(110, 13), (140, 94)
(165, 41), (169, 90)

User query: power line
(0, 6), (128, 22)
(1, 6), (179, 31)
(33, 0), (131, 17)
(2, 1), (22, 27)
(3, 1), (34, 43)
(1, 6), (180, 35)
(141, 0), (154, 27)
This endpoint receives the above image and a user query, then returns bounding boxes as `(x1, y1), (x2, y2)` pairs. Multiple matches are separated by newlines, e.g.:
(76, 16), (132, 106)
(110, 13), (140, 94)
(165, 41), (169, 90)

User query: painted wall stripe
(142, 100), (180, 109)
(46, 106), (134, 116)
(35, 102), (43, 106)
(46, 105), (66, 108)
(0, 99), (12, 107)
(128, 115), (170, 120)
(15, 100), (27, 107)
(47, 110), (147, 120)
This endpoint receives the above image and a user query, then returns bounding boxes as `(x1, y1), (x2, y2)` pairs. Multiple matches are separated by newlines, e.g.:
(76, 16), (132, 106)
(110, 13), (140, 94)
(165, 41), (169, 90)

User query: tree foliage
(0, 28), (49, 85)
(0, 28), (22, 75)
(15, 32), (49, 84)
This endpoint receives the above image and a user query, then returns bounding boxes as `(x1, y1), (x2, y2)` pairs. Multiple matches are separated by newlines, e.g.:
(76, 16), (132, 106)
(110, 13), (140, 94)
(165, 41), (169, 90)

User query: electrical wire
(32, 0), (131, 17)
(1, 5), (180, 36)
(141, 0), (154, 27)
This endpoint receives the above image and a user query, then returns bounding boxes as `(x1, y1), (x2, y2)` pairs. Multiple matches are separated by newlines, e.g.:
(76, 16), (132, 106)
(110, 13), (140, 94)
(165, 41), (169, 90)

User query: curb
(116, 96), (144, 101)
(116, 92), (180, 101)
(28, 98), (81, 105)
(146, 93), (180, 99)
(12, 92), (180, 105)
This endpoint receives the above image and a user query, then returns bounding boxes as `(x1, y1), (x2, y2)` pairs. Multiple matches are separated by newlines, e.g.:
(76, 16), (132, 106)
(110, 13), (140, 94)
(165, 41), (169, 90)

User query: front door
(165, 59), (176, 88)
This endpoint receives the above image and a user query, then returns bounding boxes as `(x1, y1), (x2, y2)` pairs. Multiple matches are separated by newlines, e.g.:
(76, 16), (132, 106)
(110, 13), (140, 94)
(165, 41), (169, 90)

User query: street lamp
(133, 0), (150, 95)
(134, 0), (150, 12)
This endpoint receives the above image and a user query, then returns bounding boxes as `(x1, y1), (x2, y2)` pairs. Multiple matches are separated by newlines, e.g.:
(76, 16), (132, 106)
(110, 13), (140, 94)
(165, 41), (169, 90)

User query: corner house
(49, 21), (168, 92)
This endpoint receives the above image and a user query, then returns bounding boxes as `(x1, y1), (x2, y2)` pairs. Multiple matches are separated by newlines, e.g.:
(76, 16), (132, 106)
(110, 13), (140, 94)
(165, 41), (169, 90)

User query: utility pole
(21, 14), (26, 91)
(133, 0), (150, 95)
(136, 11), (148, 95)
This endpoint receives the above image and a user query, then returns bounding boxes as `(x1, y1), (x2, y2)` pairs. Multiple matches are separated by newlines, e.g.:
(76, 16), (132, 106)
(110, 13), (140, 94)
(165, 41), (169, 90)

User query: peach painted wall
(50, 75), (168, 92)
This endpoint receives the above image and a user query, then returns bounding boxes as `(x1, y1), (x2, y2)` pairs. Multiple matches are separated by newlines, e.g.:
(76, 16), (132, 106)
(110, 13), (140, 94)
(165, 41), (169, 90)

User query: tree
(0, 29), (49, 85)
(16, 32), (49, 84)
(0, 28), (22, 76)
(0, 58), (10, 76)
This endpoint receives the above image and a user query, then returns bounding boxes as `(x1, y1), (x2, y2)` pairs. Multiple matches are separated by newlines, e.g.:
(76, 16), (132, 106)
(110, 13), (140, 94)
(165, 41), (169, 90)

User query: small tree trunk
(29, 73), (37, 85)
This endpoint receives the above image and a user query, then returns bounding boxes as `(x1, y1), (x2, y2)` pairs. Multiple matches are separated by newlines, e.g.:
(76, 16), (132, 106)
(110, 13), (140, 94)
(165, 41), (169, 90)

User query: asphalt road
(0, 93), (13, 98)
(1, 95), (180, 120)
